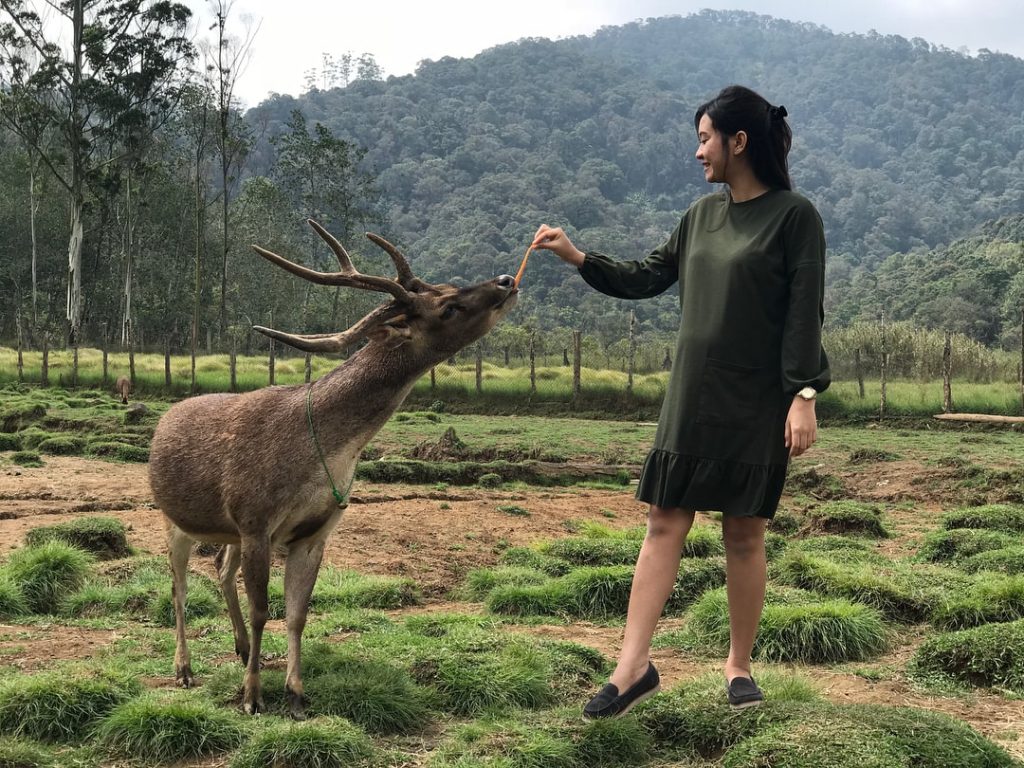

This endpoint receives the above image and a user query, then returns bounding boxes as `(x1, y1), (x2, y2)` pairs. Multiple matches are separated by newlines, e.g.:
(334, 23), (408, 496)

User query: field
(1, 383), (1024, 766)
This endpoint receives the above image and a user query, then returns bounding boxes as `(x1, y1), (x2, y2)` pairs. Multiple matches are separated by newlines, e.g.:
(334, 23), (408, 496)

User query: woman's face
(695, 113), (730, 184)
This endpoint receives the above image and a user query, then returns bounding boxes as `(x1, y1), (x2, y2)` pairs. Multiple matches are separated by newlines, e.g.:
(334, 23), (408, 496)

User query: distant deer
(115, 376), (131, 404)
(148, 220), (517, 719)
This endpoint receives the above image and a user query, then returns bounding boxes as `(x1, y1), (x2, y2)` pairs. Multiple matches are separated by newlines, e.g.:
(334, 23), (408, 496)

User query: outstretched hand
(532, 225), (586, 268)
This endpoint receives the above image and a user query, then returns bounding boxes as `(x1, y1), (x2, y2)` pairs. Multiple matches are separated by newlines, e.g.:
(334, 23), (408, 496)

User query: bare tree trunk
(16, 314), (24, 383)
(855, 347), (865, 398)
(268, 338), (276, 386)
(29, 151), (39, 334)
(879, 316), (888, 419)
(191, 161), (202, 396)
(627, 309), (636, 394)
(573, 330), (582, 398)
(128, 324), (136, 388)
(1020, 308), (1023, 414)
(942, 330), (953, 413)
(66, 0), (85, 347)
(72, 343), (79, 388)
(41, 333), (49, 387)
(529, 333), (536, 394)
(122, 168), (135, 345)
(475, 345), (483, 393)
(101, 323), (109, 385)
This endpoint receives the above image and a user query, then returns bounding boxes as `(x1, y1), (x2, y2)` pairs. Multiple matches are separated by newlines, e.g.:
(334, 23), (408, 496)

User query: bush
(9, 451), (43, 468)
(804, 501), (888, 538)
(229, 718), (375, 768)
(0, 432), (21, 451)
(24, 517), (132, 560)
(688, 588), (888, 663)
(478, 473), (502, 488)
(944, 504), (1024, 534)
(918, 528), (1017, 563)
(36, 436), (86, 456)
(912, 619), (1024, 693)
(4, 541), (94, 614)
(97, 693), (247, 763)
(0, 668), (141, 742)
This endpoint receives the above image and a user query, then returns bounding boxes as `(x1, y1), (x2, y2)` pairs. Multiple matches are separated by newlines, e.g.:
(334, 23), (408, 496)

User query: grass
(0, 667), (141, 743)
(912, 618), (1024, 694)
(803, 501), (889, 538)
(962, 546), (1024, 574)
(24, 517), (132, 560)
(267, 568), (419, 618)
(917, 528), (1017, 563)
(0, 738), (56, 768)
(96, 692), (248, 763)
(228, 717), (375, 768)
(3, 541), (94, 614)
(459, 566), (551, 601)
(943, 504), (1024, 533)
(0, 572), (29, 619)
(931, 573), (1024, 630)
(9, 450), (43, 467)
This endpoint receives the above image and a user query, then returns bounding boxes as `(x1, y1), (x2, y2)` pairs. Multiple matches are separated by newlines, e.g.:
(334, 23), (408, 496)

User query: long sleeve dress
(579, 189), (831, 519)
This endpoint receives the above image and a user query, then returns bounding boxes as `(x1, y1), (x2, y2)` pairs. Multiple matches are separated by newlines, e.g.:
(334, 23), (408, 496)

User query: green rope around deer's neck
(306, 384), (352, 507)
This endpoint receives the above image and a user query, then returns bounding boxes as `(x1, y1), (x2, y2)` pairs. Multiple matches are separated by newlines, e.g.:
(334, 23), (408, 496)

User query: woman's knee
(722, 517), (767, 557)
(646, 505), (694, 538)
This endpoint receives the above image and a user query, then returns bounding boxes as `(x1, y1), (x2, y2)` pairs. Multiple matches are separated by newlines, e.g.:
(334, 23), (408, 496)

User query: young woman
(532, 85), (830, 719)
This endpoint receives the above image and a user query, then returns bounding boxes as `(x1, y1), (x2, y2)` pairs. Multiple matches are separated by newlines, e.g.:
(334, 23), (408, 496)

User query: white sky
(186, 0), (1024, 108)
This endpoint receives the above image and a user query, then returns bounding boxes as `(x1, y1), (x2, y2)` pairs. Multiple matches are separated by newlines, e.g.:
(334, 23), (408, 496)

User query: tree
(0, 0), (194, 345)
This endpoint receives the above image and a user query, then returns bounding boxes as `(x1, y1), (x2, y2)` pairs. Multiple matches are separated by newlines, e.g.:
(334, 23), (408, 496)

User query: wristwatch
(795, 387), (817, 401)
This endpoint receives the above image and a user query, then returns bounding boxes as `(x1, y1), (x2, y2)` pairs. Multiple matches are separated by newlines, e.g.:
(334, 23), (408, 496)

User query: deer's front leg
(215, 544), (250, 665)
(239, 535), (272, 715)
(283, 539), (326, 720)
(166, 524), (195, 688)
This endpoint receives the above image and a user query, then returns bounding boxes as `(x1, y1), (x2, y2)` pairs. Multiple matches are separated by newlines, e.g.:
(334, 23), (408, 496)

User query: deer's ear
(368, 319), (412, 349)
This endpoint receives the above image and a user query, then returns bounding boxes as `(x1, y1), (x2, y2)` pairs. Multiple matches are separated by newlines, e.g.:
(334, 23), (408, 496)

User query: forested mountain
(2, 9), (1023, 351)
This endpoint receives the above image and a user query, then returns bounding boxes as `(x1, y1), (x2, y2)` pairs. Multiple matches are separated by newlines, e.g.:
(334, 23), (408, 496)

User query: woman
(532, 85), (830, 719)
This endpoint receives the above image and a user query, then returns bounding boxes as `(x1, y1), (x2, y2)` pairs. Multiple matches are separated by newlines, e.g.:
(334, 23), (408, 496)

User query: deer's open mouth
(496, 288), (519, 310)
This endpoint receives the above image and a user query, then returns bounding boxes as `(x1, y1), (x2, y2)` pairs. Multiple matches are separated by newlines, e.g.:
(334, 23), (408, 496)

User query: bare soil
(1, 455), (1023, 760)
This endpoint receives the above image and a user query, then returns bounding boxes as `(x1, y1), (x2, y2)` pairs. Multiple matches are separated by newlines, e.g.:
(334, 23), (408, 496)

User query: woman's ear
(732, 130), (748, 155)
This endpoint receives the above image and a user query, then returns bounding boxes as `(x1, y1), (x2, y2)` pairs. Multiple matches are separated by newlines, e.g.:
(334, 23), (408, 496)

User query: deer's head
(251, 220), (518, 364)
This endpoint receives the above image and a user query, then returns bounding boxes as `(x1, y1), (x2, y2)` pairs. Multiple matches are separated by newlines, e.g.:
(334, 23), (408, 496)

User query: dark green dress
(579, 189), (831, 518)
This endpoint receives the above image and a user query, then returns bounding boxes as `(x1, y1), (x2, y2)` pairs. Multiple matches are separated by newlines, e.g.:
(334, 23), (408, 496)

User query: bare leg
(609, 505), (695, 690)
(166, 523), (195, 687)
(721, 515), (768, 682)
(215, 544), (250, 666)
(239, 535), (272, 715)
(283, 540), (326, 720)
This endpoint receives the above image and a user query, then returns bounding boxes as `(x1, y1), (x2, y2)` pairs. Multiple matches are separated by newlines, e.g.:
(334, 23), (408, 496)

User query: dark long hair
(694, 85), (793, 191)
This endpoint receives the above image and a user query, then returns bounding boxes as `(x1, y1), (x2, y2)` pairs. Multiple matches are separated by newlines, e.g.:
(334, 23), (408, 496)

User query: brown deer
(115, 375), (131, 404)
(148, 220), (518, 719)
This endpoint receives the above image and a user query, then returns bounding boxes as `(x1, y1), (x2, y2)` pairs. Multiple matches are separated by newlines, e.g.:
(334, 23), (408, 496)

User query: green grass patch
(0, 737), (56, 768)
(0, 572), (28, 619)
(787, 535), (883, 561)
(459, 567), (551, 601)
(499, 546), (573, 576)
(267, 568), (419, 618)
(0, 667), (141, 743)
(917, 528), (1017, 563)
(497, 504), (530, 517)
(0, 402), (45, 432)
(16, 429), (52, 451)
(944, 504), (1024, 533)
(96, 692), (247, 763)
(0, 432), (21, 451)
(686, 587), (889, 663)
(36, 436), (86, 456)
(24, 517), (132, 560)
(932, 573), (1024, 630)
(3, 541), (94, 614)
(848, 447), (901, 463)
(229, 717), (375, 768)
(961, 546), (1024, 574)
(9, 451), (43, 468)
(83, 441), (149, 462)
(804, 501), (889, 538)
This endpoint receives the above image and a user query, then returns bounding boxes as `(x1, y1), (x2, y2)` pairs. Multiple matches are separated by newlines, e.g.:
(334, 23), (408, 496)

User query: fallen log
(933, 413), (1024, 424)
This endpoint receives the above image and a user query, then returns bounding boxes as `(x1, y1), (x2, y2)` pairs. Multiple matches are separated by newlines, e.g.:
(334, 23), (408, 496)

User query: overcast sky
(190, 0), (1024, 108)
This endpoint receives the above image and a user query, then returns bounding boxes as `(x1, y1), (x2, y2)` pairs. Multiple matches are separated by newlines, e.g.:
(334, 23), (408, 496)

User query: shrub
(913, 618), (1024, 693)
(36, 436), (86, 456)
(688, 588), (888, 663)
(0, 432), (21, 451)
(24, 517), (132, 560)
(0, 668), (141, 742)
(229, 718), (375, 768)
(944, 504), (1024, 534)
(9, 451), (43, 468)
(804, 501), (888, 538)
(97, 693), (247, 763)
(932, 573), (1024, 630)
(962, 546), (1024, 575)
(918, 528), (1017, 563)
(4, 541), (94, 614)
(478, 473), (502, 488)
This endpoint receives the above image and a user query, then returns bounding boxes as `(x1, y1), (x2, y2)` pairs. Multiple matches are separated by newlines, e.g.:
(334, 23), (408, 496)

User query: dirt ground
(2, 455), (1023, 759)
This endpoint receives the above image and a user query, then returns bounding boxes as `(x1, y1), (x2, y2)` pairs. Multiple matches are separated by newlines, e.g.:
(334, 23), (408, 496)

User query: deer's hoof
(236, 645), (250, 666)
(175, 665), (194, 689)
(287, 686), (307, 721)
(242, 696), (265, 716)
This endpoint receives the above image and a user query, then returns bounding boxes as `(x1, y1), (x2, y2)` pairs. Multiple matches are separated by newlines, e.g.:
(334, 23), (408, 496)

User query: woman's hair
(694, 85), (793, 191)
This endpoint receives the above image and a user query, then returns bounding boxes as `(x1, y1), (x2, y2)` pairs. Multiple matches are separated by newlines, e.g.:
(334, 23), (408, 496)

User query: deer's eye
(441, 304), (463, 320)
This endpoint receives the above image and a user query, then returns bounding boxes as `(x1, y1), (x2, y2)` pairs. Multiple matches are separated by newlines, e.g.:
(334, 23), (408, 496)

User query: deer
(115, 375), (131, 404)
(148, 219), (518, 719)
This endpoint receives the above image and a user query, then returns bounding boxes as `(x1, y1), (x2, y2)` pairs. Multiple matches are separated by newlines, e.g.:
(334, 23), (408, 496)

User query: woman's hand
(532, 225), (586, 267)
(785, 398), (817, 458)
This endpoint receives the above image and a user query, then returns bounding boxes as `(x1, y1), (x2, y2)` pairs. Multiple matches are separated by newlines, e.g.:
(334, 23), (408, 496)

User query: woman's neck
(725, 167), (769, 203)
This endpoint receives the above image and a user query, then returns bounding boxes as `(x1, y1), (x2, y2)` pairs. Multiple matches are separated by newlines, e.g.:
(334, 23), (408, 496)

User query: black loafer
(583, 662), (660, 720)
(727, 676), (764, 709)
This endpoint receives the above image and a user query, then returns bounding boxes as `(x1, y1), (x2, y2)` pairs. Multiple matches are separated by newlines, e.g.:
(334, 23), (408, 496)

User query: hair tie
(769, 104), (788, 121)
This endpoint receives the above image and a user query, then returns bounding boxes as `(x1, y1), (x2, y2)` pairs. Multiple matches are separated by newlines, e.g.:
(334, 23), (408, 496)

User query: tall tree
(0, 0), (193, 345)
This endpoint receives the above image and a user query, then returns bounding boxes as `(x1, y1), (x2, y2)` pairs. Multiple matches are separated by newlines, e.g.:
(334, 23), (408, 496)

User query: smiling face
(695, 113), (732, 184)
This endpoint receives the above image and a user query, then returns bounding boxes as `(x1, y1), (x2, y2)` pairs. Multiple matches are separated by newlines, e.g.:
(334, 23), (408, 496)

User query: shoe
(726, 676), (764, 709)
(583, 662), (660, 720)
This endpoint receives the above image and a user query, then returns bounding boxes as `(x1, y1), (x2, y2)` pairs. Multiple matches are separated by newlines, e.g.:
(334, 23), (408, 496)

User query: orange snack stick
(513, 243), (532, 288)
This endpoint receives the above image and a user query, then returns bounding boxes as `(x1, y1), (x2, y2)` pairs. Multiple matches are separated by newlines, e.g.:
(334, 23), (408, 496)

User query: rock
(124, 402), (150, 424)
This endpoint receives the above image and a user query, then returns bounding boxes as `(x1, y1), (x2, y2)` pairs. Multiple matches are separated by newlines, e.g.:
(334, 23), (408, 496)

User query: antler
(253, 304), (405, 354)
(251, 220), (415, 304)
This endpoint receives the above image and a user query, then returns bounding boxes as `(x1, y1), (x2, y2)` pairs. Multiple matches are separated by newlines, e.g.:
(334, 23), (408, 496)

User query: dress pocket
(695, 358), (766, 428)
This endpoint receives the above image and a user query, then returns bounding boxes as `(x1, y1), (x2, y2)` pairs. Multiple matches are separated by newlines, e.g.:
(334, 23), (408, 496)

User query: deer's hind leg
(215, 544), (250, 666)
(166, 523), (195, 688)
(239, 534), (272, 715)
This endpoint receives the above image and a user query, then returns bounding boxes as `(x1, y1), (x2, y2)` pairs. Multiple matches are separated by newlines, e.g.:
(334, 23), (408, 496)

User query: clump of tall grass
(266, 568), (418, 618)
(943, 504), (1024, 534)
(149, 582), (222, 626)
(36, 436), (86, 456)
(9, 450), (43, 467)
(499, 546), (572, 576)
(961, 546), (1024, 574)
(788, 535), (881, 560)
(804, 501), (889, 538)
(24, 517), (132, 560)
(0, 572), (28, 618)
(306, 658), (433, 734)
(84, 441), (149, 462)
(459, 566), (551, 601)
(931, 572), (1024, 630)
(0, 667), (141, 742)
(96, 692), (247, 763)
(686, 587), (888, 663)
(917, 528), (1017, 563)
(635, 670), (818, 757)
(0, 737), (56, 768)
(229, 717), (376, 768)
(3, 541), (94, 614)
(912, 618), (1024, 693)
(0, 432), (21, 451)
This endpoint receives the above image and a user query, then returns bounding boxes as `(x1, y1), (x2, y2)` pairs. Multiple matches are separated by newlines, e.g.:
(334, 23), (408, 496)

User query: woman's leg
(609, 505), (695, 690)
(721, 515), (768, 681)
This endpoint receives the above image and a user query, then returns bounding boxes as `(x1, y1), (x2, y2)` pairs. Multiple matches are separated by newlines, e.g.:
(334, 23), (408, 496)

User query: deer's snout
(496, 275), (516, 290)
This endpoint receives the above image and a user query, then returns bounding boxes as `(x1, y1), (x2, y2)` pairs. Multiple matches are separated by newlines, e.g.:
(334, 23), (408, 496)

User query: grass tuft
(912, 618), (1024, 693)
(943, 504), (1024, 533)
(459, 567), (550, 601)
(229, 718), (375, 768)
(961, 546), (1024, 574)
(9, 451), (43, 467)
(804, 501), (889, 538)
(0, 432), (22, 451)
(917, 528), (1017, 563)
(0, 571), (29, 618)
(4, 541), (94, 614)
(24, 517), (132, 560)
(36, 436), (86, 456)
(932, 573), (1024, 629)
(0, 737), (56, 768)
(306, 658), (433, 734)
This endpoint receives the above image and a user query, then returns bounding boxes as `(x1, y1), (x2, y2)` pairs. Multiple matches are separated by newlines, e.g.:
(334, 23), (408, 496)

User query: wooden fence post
(269, 338), (276, 386)
(304, 353), (312, 384)
(164, 336), (172, 389)
(879, 315), (887, 418)
(942, 330), (953, 413)
(101, 323), (109, 385)
(854, 347), (865, 398)
(229, 336), (237, 393)
(529, 333), (537, 394)
(475, 344), (483, 393)
(41, 333), (49, 386)
(16, 315), (23, 383)
(627, 309), (636, 395)
(572, 330), (582, 398)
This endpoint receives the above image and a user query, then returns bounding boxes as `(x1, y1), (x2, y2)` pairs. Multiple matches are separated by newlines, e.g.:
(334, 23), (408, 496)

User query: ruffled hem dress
(579, 190), (831, 519)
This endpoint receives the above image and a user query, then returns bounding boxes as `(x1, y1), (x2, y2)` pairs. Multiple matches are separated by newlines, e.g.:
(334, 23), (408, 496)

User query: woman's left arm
(781, 202), (832, 458)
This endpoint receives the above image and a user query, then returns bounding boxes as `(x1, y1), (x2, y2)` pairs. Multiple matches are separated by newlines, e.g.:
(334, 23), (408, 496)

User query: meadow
(0, 382), (1023, 766)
